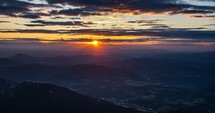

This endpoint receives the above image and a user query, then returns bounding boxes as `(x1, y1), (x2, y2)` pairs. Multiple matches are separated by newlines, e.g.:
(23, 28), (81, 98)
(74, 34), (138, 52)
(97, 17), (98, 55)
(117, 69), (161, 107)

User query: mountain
(1, 52), (215, 113)
(0, 64), (65, 82)
(57, 64), (139, 81)
(0, 58), (18, 66)
(153, 51), (215, 63)
(0, 80), (144, 113)
(10, 53), (32, 60)
(0, 78), (17, 94)
(5, 54), (119, 66)
(118, 57), (215, 86)
(0, 63), (141, 99)
(0, 64), (140, 83)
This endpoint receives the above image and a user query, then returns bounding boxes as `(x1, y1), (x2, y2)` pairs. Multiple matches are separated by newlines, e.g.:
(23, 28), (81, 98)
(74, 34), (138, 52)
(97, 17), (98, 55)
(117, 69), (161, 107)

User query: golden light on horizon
(92, 40), (99, 46)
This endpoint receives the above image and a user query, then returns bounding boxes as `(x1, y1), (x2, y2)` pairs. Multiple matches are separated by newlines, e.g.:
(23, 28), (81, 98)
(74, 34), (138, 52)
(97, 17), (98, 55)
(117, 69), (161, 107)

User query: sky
(0, 0), (215, 53)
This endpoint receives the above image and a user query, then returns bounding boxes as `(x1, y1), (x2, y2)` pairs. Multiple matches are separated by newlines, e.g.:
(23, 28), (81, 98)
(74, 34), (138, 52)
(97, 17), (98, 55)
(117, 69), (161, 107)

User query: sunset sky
(0, 0), (215, 48)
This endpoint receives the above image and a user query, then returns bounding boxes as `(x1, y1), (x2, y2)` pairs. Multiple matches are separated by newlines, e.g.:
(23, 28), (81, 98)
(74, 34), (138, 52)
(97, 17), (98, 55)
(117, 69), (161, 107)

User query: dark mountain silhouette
(0, 64), (139, 83)
(0, 80), (144, 113)
(119, 57), (215, 86)
(57, 64), (139, 81)
(53, 55), (119, 65)
(154, 51), (215, 63)
(0, 78), (17, 94)
(0, 58), (18, 66)
(0, 52), (215, 113)
(0, 64), (65, 82)
(10, 53), (32, 60)
(5, 54), (119, 66)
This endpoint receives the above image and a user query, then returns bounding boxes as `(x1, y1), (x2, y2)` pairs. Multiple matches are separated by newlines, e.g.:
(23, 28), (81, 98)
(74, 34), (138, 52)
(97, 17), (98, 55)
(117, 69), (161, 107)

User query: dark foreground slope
(0, 80), (143, 113)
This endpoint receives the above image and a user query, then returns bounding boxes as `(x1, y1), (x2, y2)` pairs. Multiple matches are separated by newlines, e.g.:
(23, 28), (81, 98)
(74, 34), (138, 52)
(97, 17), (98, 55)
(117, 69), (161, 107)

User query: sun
(92, 40), (99, 45)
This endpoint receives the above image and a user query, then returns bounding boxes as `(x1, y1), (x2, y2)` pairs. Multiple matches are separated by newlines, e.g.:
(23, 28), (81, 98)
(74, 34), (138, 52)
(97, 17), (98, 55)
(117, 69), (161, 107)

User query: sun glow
(92, 40), (99, 45)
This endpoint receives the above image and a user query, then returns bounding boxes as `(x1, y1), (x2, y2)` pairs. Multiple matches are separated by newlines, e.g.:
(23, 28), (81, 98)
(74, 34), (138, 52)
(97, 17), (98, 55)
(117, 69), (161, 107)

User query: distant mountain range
(0, 78), (144, 113)
(0, 63), (139, 83)
(0, 52), (215, 113)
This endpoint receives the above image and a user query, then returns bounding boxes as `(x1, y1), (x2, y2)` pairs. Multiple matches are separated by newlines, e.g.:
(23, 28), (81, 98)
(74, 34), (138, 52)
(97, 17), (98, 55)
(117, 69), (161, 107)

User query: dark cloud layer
(0, 0), (214, 19)
(25, 20), (95, 27)
(1, 28), (215, 41)
(192, 15), (215, 18)
(0, 21), (11, 23)
(0, 0), (49, 19)
(46, 0), (215, 15)
(50, 6), (108, 16)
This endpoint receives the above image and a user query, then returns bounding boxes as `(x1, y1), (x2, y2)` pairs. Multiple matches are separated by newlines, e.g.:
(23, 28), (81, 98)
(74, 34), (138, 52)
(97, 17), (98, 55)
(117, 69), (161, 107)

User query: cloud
(0, 37), (161, 43)
(128, 19), (163, 24)
(0, 5), (30, 17)
(25, 20), (95, 27)
(24, 24), (46, 27)
(127, 19), (170, 29)
(50, 6), (109, 16)
(0, 0), (214, 51)
(191, 14), (215, 18)
(0, 0), (214, 19)
(0, 0), (48, 19)
(0, 21), (11, 23)
(19, 14), (41, 19)
(1, 28), (214, 41)
(46, 0), (215, 15)
(0, 29), (63, 34)
(5, 38), (41, 41)
(204, 24), (215, 26)
(171, 9), (214, 14)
